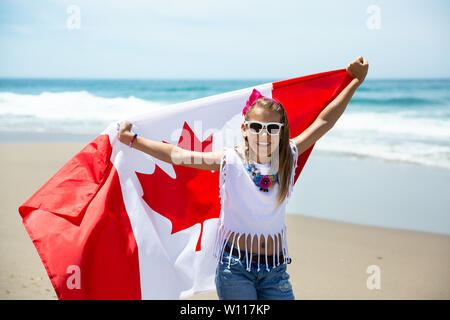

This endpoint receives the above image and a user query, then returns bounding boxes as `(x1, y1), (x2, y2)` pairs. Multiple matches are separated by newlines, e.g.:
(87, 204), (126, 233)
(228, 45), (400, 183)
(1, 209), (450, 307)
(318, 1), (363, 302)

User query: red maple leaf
(136, 122), (221, 251)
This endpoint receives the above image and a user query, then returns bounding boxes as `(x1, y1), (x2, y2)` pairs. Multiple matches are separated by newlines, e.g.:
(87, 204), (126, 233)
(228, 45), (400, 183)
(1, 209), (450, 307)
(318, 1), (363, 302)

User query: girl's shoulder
(288, 138), (298, 158)
(220, 145), (246, 169)
(222, 144), (244, 158)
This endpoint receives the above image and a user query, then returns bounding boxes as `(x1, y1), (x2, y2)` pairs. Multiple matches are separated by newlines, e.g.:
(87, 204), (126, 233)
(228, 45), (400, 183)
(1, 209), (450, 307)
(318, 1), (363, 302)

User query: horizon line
(1, 76), (449, 81)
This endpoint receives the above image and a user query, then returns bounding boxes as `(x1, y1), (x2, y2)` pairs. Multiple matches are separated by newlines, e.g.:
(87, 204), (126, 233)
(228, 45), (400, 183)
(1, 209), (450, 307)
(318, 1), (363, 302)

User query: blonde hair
(238, 97), (294, 207)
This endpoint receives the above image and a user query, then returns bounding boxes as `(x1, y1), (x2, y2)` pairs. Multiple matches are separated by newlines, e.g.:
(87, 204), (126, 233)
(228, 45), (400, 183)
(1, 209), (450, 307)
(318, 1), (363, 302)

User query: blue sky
(1, 0), (449, 79)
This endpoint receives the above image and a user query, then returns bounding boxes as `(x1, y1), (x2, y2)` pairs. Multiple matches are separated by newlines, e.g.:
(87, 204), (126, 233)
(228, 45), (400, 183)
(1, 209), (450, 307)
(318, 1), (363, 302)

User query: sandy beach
(1, 143), (449, 300)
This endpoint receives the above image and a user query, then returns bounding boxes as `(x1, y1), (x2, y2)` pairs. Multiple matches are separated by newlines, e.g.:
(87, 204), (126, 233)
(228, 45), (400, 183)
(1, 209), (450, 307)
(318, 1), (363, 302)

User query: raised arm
(291, 56), (369, 155)
(117, 121), (224, 171)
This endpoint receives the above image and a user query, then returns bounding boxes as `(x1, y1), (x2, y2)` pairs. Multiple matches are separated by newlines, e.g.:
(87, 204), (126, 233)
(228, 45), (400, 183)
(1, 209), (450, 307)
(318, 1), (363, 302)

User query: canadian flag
(18, 69), (352, 299)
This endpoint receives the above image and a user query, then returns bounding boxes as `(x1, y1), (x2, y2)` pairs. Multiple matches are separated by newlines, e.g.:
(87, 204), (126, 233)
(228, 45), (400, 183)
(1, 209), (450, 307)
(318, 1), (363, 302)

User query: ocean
(1, 77), (449, 235)
(1, 77), (449, 169)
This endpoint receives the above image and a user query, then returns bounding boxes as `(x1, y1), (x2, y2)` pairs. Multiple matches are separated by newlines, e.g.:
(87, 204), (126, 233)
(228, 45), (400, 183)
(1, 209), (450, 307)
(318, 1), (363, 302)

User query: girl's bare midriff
(227, 232), (283, 256)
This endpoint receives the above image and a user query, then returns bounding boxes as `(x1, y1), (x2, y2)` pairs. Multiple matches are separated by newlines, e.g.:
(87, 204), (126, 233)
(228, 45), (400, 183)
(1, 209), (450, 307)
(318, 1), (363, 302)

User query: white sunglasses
(244, 120), (284, 136)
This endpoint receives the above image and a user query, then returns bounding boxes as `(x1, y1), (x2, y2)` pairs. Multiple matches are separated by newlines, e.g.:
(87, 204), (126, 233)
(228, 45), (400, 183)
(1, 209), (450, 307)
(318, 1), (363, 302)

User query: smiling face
(241, 105), (282, 163)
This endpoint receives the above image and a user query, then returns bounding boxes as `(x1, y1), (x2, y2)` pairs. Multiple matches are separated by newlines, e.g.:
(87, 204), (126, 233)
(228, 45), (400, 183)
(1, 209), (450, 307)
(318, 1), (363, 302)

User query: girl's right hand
(118, 120), (133, 144)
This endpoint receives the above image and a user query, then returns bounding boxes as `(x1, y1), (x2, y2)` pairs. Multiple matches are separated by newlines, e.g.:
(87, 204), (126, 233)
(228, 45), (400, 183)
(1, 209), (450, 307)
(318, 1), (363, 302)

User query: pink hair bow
(242, 88), (283, 116)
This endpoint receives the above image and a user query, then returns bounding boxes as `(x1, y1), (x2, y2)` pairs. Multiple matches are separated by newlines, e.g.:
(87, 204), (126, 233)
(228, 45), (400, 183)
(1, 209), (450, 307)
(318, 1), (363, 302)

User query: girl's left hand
(346, 56), (369, 83)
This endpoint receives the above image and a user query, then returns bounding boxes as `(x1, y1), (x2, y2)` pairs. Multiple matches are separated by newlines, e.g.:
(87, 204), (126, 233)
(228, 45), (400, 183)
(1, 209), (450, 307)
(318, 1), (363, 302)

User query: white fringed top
(213, 139), (299, 272)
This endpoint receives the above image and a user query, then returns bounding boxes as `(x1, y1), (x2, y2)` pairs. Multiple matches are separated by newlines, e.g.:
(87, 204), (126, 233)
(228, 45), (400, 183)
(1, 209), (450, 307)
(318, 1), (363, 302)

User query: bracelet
(129, 133), (138, 148)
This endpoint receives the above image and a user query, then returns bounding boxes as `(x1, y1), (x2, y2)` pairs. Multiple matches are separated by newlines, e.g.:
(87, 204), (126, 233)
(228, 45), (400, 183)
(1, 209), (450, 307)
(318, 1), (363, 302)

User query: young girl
(118, 56), (368, 300)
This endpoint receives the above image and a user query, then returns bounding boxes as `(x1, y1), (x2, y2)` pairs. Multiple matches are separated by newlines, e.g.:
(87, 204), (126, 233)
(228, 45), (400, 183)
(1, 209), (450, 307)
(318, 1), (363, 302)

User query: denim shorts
(215, 242), (295, 300)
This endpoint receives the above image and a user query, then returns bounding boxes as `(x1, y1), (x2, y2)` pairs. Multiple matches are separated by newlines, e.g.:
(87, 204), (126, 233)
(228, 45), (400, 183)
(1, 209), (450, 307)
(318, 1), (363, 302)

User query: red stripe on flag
(18, 134), (141, 299)
(272, 68), (354, 183)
